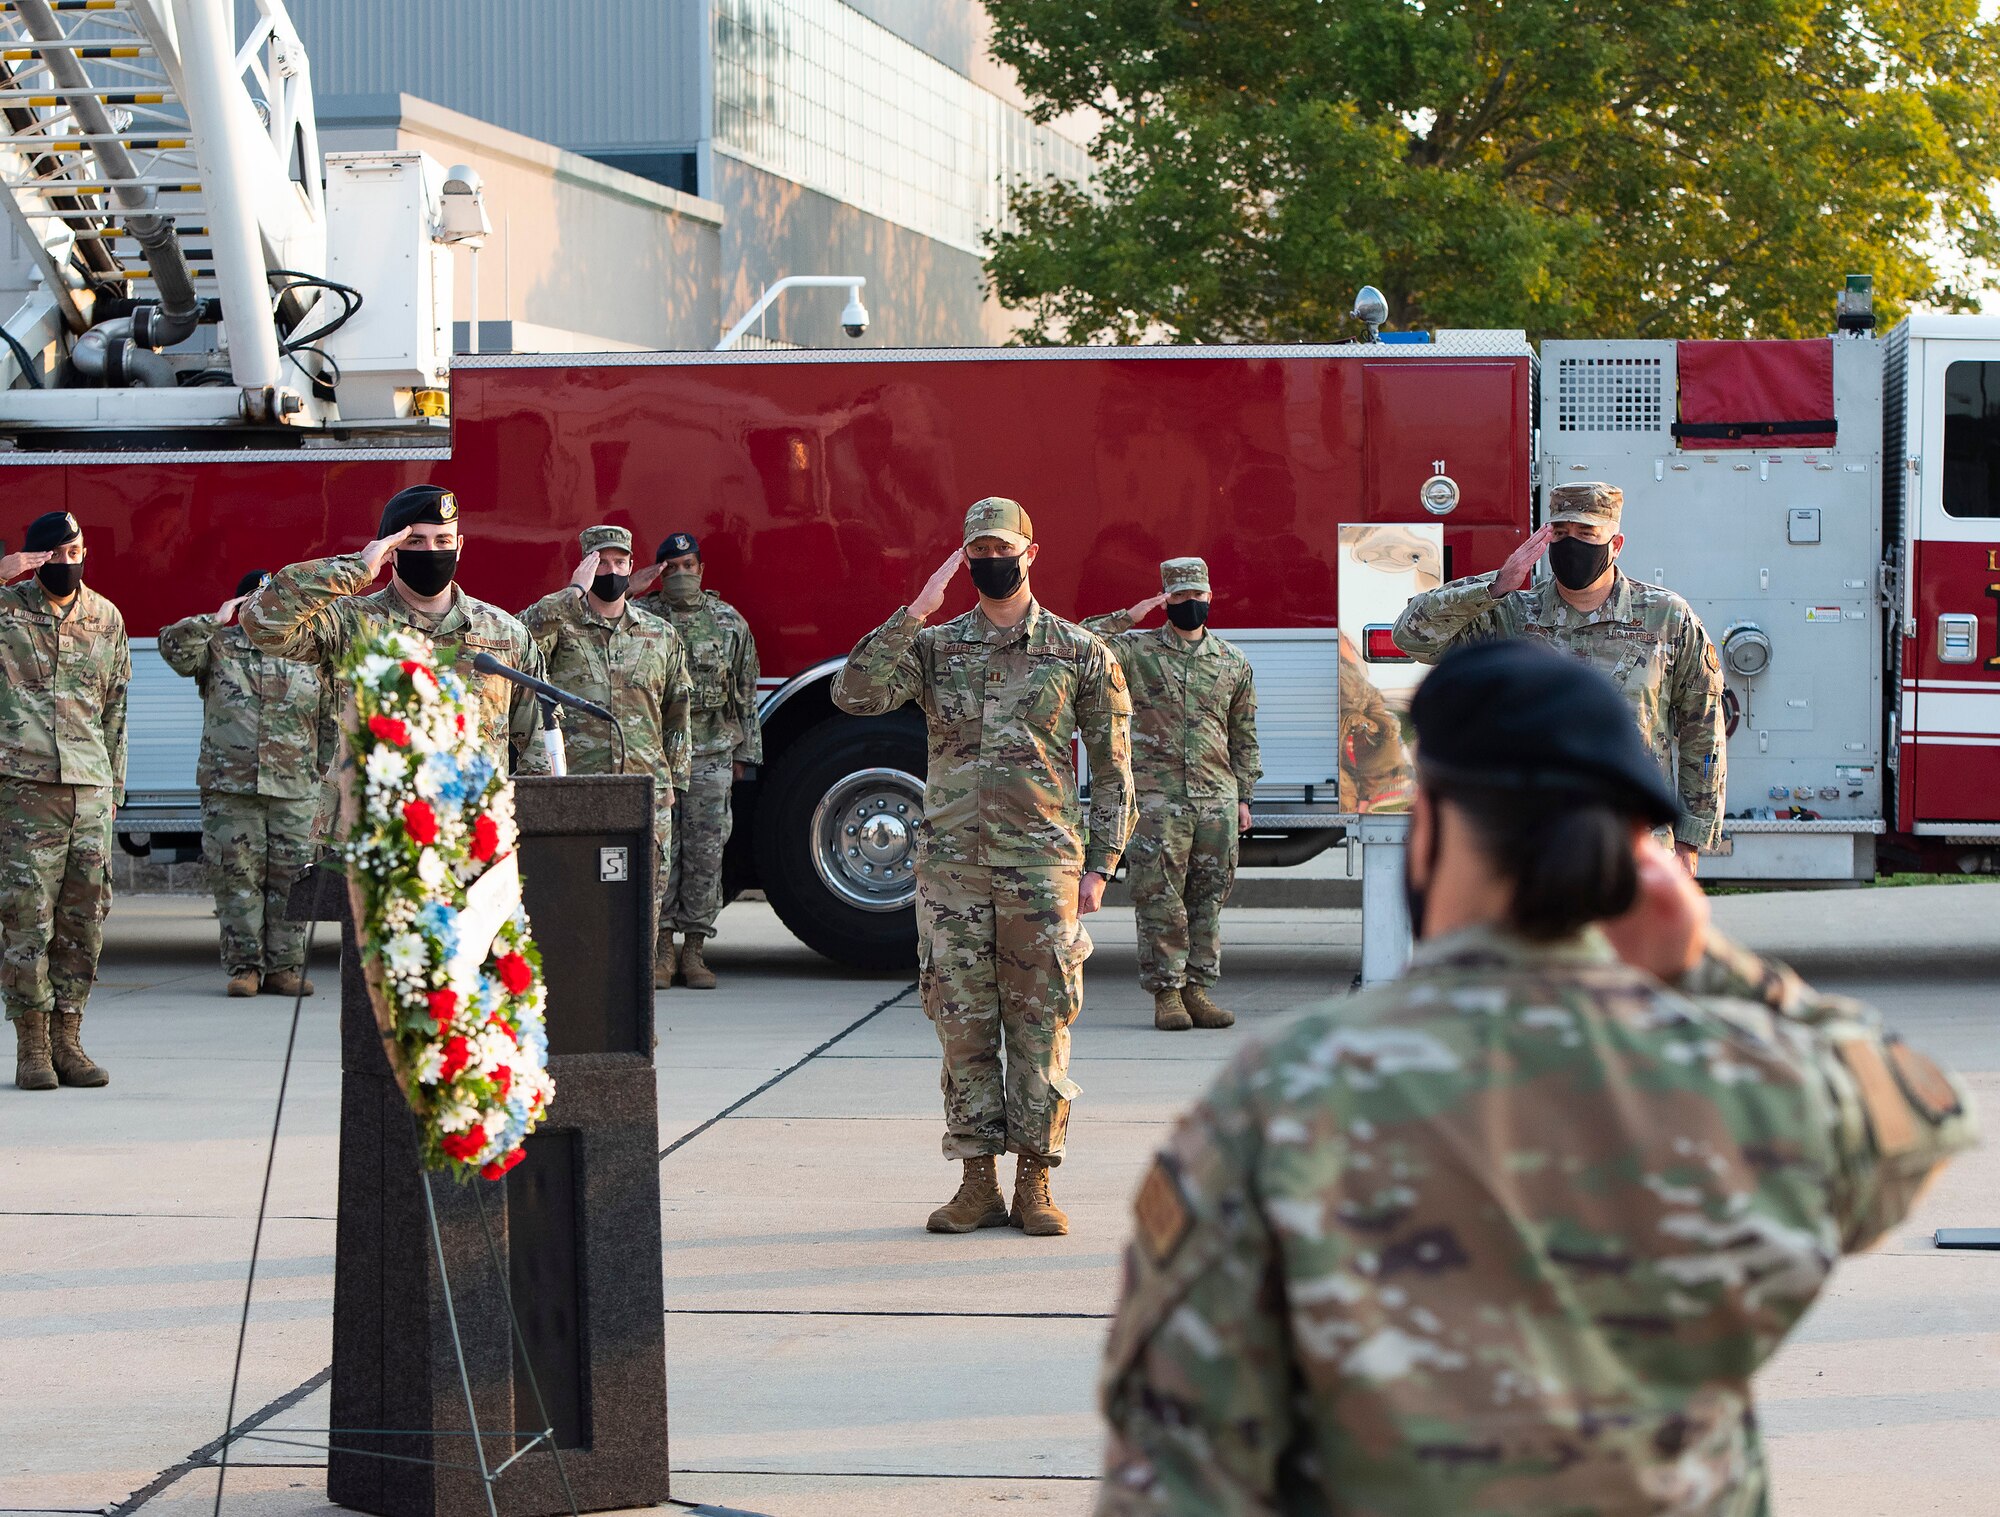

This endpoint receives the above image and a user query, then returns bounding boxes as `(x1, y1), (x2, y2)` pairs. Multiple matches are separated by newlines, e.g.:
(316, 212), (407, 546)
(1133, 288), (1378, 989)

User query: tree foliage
(981, 0), (2000, 341)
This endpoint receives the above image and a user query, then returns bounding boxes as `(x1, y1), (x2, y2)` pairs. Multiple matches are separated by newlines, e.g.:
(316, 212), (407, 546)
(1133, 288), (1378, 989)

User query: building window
(713, 0), (1090, 256)
(584, 150), (701, 196)
(1943, 361), (2000, 519)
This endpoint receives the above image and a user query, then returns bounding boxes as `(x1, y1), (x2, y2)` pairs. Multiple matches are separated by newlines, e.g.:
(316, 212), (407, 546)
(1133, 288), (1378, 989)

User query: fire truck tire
(754, 711), (927, 970)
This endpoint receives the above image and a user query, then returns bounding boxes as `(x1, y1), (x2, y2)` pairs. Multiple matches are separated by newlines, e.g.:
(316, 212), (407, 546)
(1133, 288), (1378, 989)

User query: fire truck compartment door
(1907, 340), (2000, 823)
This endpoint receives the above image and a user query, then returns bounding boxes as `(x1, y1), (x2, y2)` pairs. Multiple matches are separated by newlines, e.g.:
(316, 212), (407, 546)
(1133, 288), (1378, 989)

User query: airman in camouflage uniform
(1083, 558), (1260, 1032)
(633, 531), (761, 990)
(835, 498), (1135, 1237)
(160, 571), (338, 998)
(1393, 481), (1726, 863)
(522, 525), (693, 985)
(3, 511), (126, 1091)
(242, 485), (552, 835)
(1097, 643), (1974, 1516)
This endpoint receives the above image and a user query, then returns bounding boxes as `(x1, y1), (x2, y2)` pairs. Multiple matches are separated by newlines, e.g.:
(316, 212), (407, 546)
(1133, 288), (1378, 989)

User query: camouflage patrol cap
(578, 524), (632, 556)
(1548, 481), (1623, 528)
(1413, 640), (1678, 825)
(1161, 557), (1210, 594)
(963, 497), (1033, 551)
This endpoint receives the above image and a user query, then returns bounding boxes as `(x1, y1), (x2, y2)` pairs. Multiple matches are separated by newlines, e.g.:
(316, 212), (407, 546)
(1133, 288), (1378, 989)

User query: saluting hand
(570, 550), (602, 594)
(1602, 836), (1710, 982)
(359, 526), (414, 581)
(628, 560), (667, 597)
(910, 549), (965, 621)
(1126, 592), (1168, 624)
(214, 594), (247, 626)
(1492, 524), (1553, 595)
(0, 550), (51, 583)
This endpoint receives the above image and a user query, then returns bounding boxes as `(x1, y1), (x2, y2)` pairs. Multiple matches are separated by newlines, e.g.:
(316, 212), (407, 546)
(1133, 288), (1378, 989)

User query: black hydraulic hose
(0, 323), (44, 388)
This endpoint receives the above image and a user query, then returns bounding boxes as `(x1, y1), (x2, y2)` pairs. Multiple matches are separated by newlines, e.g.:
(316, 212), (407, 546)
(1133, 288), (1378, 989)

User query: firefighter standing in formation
(159, 572), (339, 999)
(1393, 480), (1726, 869)
(1096, 641), (1974, 1515)
(1083, 558), (1261, 1032)
(630, 532), (761, 990)
(521, 526), (694, 961)
(3, 512), (125, 1091)
(835, 497), (1135, 1237)
(243, 485), (553, 801)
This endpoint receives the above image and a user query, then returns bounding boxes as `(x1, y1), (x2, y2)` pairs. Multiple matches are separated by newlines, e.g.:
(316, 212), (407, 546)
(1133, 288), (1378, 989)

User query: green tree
(982, 0), (2000, 342)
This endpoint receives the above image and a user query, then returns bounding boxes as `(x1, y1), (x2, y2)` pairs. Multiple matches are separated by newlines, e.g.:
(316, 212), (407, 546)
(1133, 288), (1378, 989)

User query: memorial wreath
(338, 629), (555, 1181)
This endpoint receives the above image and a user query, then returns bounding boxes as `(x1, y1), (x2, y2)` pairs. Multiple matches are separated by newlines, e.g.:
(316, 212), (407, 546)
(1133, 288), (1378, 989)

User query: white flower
(417, 849), (448, 889)
(356, 654), (398, 687)
(365, 746), (408, 789)
(384, 933), (427, 978)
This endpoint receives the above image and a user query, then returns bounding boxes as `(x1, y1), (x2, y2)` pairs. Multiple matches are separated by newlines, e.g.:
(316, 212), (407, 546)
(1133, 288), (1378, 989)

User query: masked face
(591, 570), (631, 603)
(37, 560), (83, 597)
(967, 553), (1024, 600)
(664, 566), (702, 605)
(1166, 598), (1210, 631)
(395, 548), (458, 598)
(1548, 534), (1613, 592)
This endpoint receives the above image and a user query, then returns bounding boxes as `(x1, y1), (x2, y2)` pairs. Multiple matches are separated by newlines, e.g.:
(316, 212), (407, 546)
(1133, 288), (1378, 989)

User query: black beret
(378, 484), (460, 537)
(24, 511), (79, 552)
(656, 532), (699, 563)
(1411, 640), (1680, 827)
(236, 570), (272, 599)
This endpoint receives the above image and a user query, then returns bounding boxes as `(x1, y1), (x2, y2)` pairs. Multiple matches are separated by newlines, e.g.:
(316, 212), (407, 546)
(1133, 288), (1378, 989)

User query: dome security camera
(840, 289), (870, 339)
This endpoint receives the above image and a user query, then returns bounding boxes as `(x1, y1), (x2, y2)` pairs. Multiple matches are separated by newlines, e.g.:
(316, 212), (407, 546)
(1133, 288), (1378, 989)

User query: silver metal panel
(272, 0), (707, 151)
(1540, 339), (1886, 852)
(1698, 829), (1871, 881)
(123, 640), (202, 809)
(1224, 629), (1340, 791)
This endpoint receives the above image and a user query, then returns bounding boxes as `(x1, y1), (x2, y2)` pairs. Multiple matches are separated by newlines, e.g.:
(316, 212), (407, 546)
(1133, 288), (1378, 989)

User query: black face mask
(395, 548), (458, 597)
(1548, 535), (1613, 591)
(591, 571), (631, 603)
(967, 553), (1024, 600)
(37, 561), (82, 597)
(1166, 599), (1210, 631)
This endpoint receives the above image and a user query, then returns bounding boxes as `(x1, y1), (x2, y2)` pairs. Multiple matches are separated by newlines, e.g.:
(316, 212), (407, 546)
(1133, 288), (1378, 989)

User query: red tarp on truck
(1675, 338), (1836, 450)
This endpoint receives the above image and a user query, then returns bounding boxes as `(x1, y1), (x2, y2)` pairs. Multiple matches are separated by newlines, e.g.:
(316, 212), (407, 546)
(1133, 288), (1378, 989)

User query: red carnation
(496, 952), (532, 995)
(438, 1033), (472, 1082)
(402, 798), (438, 845)
(440, 1124), (487, 1162)
(368, 714), (410, 747)
(480, 1147), (526, 1181)
(492, 1065), (512, 1099)
(400, 659), (436, 685)
(486, 1010), (516, 1035)
(456, 713), (467, 734)
(471, 813), (499, 862)
(426, 987), (458, 1030)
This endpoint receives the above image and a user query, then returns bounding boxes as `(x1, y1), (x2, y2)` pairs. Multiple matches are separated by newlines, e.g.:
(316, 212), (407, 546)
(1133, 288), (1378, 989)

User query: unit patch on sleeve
(1133, 1156), (1193, 1266)
(1887, 1039), (1962, 1125)
(1837, 1038), (1921, 1158)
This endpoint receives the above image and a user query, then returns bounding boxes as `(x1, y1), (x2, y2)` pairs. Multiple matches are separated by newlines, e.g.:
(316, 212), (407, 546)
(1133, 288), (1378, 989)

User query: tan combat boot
(926, 1155), (1008, 1234)
(262, 970), (314, 997)
(50, 1012), (108, 1087)
(1182, 984), (1236, 1029)
(1011, 1155), (1069, 1237)
(13, 1010), (56, 1091)
(226, 969), (260, 998)
(1153, 988), (1193, 1032)
(679, 936), (717, 990)
(654, 935), (676, 991)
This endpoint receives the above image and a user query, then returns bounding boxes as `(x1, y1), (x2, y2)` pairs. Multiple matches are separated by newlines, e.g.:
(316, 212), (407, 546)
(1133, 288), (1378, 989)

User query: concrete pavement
(1, 885), (1995, 1517)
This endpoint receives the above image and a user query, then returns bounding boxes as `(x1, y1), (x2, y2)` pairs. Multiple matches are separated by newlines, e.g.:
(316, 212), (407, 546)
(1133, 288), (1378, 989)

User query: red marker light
(1364, 625), (1413, 663)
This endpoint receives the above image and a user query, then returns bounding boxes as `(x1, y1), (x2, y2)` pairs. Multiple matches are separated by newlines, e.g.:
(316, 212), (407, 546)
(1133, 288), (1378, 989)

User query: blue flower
(417, 902), (461, 957)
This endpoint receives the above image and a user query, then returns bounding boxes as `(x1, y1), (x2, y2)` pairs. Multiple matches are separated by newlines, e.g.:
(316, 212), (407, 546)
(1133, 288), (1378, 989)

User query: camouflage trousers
(665, 753), (732, 942)
(0, 778), (113, 1020)
(916, 860), (1088, 1165)
(201, 791), (319, 976)
(1126, 794), (1239, 993)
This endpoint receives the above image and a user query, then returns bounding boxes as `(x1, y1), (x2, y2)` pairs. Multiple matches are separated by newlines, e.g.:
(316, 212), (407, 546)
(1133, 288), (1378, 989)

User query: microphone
(470, 652), (614, 723)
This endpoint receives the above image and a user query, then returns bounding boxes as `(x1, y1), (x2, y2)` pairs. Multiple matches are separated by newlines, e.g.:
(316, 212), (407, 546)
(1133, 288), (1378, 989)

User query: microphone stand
(471, 652), (625, 778)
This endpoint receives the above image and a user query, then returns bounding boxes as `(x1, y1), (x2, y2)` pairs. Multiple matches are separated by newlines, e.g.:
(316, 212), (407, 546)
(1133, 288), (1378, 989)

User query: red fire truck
(18, 337), (1535, 967)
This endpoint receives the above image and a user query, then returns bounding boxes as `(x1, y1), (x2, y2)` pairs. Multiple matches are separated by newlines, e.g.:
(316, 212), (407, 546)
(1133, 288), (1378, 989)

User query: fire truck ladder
(0, 0), (325, 414)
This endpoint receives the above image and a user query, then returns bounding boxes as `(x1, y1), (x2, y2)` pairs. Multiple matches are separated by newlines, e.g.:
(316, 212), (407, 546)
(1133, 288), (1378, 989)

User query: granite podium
(298, 776), (669, 1517)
